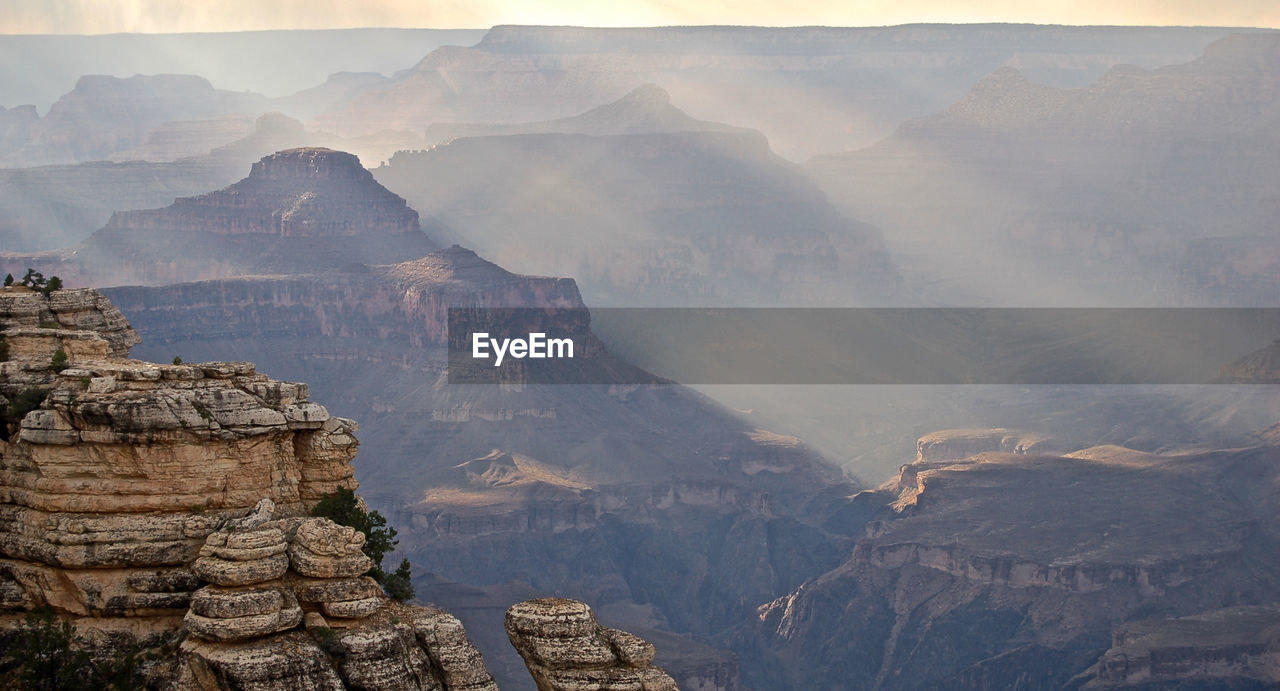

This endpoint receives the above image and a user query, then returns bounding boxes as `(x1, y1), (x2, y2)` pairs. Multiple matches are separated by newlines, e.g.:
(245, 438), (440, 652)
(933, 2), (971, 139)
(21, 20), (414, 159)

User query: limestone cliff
(105, 246), (844, 689)
(738, 437), (1280, 688)
(0, 284), (501, 689)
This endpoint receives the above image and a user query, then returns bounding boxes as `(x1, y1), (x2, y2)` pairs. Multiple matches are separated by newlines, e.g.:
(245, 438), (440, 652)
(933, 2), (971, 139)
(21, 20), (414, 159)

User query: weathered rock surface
(506, 598), (677, 691)
(739, 437), (1280, 689)
(0, 285), (498, 689)
(1, 147), (437, 287)
(1085, 604), (1280, 687)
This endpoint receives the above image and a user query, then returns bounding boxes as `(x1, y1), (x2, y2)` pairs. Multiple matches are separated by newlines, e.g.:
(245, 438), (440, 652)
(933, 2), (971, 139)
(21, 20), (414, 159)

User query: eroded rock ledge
(0, 285), (680, 690)
(0, 286), (499, 689)
(506, 598), (677, 691)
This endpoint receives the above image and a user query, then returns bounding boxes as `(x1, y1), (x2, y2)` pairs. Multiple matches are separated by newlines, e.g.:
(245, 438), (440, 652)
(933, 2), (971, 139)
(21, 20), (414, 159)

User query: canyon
(808, 33), (1280, 306)
(0, 284), (683, 689)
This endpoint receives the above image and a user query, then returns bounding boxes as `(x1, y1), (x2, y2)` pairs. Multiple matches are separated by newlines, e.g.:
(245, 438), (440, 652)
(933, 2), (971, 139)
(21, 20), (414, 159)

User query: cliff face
(0, 285), (508, 689)
(104, 247), (847, 689)
(0, 147), (437, 286)
(737, 439), (1280, 689)
(375, 131), (895, 306)
(807, 33), (1280, 305)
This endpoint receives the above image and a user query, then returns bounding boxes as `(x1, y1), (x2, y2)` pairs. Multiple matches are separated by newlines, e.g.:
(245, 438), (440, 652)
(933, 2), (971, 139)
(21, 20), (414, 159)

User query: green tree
(3, 273), (13, 286)
(50, 348), (68, 372)
(172, 356), (183, 365)
(311, 487), (411, 596)
(383, 559), (415, 602)
(4, 608), (95, 690)
(41, 276), (62, 295)
(20, 268), (45, 290)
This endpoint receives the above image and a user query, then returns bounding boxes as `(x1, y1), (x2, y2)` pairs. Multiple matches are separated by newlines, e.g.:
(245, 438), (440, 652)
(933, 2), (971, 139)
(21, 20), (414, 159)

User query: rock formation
(0, 284), (502, 689)
(506, 598), (677, 691)
(105, 245), (839, 690)
(739, 436), (1280, 689)
(1086, 605), (1280, 687)
(1, 147), (437, 286)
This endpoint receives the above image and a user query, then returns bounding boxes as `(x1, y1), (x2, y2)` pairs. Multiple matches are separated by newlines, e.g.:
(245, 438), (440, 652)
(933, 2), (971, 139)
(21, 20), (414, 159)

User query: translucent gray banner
(446, 308), (1280, 385)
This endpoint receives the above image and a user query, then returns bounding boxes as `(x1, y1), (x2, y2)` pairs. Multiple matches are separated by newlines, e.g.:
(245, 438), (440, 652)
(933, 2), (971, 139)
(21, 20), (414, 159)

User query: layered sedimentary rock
(739, 437), (1280, 689)
(1, 147), (436, 286)
(1086, 605), (1280, 687)
(506, 598), (677, 691)
(0, 285), (499, 689)
(915, 428), (1062, 462)
(107, 246), (839, 690)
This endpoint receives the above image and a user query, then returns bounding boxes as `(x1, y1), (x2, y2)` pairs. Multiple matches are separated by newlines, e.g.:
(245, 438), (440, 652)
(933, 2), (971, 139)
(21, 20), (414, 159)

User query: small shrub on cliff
(50, 348), (68, 372)
(172, 356), (183, 365)
(20, 268), (45, 290)
(3, 273), (12, 286)
(312, 487), (413, 598)
(2, 607), (95, 690)
(383, 559), (415, 602)
(7, 387), (48, 421)
(1, 608), (159, 690)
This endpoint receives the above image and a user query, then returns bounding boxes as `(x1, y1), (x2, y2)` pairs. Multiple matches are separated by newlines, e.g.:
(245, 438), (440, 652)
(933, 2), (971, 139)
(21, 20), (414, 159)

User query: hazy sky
(3, 0), (1279, 34)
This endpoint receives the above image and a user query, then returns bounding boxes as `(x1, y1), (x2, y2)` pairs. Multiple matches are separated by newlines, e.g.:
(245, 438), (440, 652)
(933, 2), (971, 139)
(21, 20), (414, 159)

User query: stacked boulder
(183, 511), (385, 642)
(178, 506), (499, 689)
(288, 517), (382, 621)
(506, 598), (678, 691)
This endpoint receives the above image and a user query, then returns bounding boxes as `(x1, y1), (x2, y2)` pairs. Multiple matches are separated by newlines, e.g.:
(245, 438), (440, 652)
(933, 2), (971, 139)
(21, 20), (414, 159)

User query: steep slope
(317, 24), (1246, 160)
(101, 245), (853, 689)
(1, 147), (436, 285)
(0, 285), (503, 689)
(737, 440), (1280, 689)
(808, 33), (1280, 305)
(374, 130), (895, 306)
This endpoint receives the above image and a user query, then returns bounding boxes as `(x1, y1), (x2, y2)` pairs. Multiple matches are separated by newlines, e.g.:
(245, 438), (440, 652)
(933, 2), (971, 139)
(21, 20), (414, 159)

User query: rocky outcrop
(1, 147), (437, 287)
(173, 506), (499, 690)
(506, 598), (677, 691)
(741, 439), (1280, 689)
(915, 428), (1062, 462)
(0, 285), (499, 689)
(1086, 605), (1280, 687)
